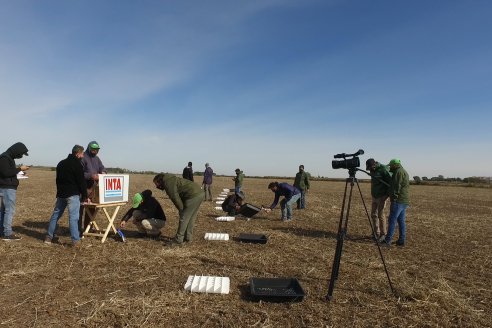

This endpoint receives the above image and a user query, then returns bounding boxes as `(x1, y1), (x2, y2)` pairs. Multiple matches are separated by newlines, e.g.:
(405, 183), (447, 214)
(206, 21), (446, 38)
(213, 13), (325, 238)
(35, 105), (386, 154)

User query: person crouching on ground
(153, 173), (204, 245)
(263, 182), (301, 222)
(221, 191), (245, 216)
(120, 190), (166, 239)
(45, 145), (89, 247)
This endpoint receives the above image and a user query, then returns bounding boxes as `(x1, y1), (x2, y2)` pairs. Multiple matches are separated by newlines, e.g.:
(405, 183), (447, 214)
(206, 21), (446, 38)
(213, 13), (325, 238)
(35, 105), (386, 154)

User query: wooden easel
(81, 202), (127, 243)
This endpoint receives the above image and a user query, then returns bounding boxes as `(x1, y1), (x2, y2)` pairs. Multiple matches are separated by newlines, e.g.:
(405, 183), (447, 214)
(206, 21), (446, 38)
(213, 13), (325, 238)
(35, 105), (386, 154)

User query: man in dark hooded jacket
(80, 141), (106, 232)
(0, 142), (30, 240)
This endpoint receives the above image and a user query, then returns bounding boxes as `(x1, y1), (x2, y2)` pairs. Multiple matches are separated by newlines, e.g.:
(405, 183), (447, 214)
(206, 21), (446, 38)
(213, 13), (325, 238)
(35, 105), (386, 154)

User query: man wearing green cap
(153, 173), (204, 245)
(120, 190), (166, 238)
(382, 159), (410, 247)
(80, 141), (106, 233)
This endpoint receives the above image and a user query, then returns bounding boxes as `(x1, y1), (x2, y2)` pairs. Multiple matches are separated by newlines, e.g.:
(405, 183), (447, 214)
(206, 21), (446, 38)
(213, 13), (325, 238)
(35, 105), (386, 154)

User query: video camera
(331, 149), (364, 170)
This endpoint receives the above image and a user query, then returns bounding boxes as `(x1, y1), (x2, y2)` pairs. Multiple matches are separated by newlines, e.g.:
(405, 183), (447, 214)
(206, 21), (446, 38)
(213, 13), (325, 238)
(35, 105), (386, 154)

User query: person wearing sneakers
(263, 182), (301, 221)
(120, 190), (166, 238)
(382, 159), (410, 247)
(0, 142), (30, 241)
(153, 173), (204, 245)
(366, 158), (392, 242)
(45, 145), (89, 247)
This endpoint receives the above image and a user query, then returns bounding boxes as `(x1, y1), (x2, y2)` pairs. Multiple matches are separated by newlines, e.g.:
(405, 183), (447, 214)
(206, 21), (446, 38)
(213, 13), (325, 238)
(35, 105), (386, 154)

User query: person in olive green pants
(153, 173), (204, 245)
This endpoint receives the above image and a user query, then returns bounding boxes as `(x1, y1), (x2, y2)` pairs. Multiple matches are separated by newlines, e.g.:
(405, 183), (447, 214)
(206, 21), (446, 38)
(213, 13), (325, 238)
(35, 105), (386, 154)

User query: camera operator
(382, 159), (410, 247)
(366, 159), (392, 242)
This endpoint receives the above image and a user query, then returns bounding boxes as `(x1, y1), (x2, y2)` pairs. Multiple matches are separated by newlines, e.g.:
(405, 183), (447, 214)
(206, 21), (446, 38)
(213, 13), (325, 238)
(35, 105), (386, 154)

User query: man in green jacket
(153, 173), (204, 245)
(294, 165), (310, 209)
(233, 168), (244, 193)
(382, 159), (410, 247)
(366, 159), (392, 242)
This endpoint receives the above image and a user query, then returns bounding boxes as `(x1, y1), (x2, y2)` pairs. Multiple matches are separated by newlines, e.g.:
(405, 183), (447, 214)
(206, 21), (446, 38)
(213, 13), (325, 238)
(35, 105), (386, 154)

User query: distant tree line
(413, 175), (491, 185)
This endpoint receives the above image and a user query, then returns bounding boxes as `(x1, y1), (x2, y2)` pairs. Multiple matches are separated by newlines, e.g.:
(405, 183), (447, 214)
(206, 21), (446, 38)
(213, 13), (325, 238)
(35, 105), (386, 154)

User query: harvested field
(0, 168), (490, 327)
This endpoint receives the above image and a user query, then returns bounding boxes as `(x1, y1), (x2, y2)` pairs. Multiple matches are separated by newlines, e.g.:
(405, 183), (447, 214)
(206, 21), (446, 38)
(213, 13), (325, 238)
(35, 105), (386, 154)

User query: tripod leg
(326, 178), (354, 300)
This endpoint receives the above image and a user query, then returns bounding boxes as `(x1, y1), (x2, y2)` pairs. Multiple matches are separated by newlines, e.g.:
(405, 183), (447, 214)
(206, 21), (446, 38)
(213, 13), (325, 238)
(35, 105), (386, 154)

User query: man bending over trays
(263, 181), (301, 222)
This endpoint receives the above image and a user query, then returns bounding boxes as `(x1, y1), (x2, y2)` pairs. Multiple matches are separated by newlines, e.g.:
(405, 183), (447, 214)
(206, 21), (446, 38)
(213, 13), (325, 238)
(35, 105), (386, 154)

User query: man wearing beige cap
(366, 158), (392, 242)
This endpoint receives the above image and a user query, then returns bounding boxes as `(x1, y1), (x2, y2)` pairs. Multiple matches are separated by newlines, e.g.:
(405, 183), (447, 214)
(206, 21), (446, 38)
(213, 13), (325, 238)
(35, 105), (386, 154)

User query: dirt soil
(0, 169), (490, 327)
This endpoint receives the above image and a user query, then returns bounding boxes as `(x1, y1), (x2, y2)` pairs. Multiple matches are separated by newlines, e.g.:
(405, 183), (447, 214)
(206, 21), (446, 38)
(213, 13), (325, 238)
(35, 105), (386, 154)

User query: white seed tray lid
(215, 201), (224, 204)
(216, 197), (226, 200)
(216, 216), (235, 222)
(184, 275), (230, 294)
(204, 233), (230, 241)
(214, 206), (223, 210)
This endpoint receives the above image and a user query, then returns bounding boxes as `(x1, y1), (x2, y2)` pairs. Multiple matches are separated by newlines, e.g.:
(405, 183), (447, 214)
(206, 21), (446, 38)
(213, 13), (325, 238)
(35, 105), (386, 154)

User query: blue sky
(1, 0), (491, 178)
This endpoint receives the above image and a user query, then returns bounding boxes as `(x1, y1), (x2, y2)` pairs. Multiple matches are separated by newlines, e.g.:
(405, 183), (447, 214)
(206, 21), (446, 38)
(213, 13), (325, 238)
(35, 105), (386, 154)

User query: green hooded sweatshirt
(159, 173), (202, 211)
(294, 171), (310, 191)
(371, 163), (392, 198)
(234, 171), (244, 188)
(389, 166), (410, 204)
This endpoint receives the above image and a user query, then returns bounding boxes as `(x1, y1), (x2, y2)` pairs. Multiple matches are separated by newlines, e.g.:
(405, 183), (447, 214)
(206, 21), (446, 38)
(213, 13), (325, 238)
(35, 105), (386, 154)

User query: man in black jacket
(0, 142), (30, 241)
(120, 190), (166, 238)
(45, 145), (89, 246)
(182, 162), (194, 181)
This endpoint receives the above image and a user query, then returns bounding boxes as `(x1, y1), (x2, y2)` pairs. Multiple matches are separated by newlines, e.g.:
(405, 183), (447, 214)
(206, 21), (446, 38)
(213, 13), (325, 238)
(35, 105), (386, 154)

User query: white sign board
(97, 174), (129, 204)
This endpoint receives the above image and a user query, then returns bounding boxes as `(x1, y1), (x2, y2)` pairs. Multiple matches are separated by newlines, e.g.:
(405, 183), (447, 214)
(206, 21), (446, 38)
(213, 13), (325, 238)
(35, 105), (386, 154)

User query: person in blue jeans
(264, 182), (301, 221)
(0, 142), (30, 241)
(383, 159), (410, 247)
(45, 145), (89, 247)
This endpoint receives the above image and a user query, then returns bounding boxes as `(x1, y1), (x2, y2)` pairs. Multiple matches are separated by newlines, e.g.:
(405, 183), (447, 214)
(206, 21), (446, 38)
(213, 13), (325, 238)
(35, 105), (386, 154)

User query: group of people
(366, 158), (410, 247)
(1, 141), (409, 248)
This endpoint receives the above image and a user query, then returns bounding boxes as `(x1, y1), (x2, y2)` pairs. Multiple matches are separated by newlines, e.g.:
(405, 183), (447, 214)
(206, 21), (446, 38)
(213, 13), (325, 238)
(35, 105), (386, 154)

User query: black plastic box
(239, 203), (261, 218)
(249, 278), (305, 302)
(238, 233), (268, 244)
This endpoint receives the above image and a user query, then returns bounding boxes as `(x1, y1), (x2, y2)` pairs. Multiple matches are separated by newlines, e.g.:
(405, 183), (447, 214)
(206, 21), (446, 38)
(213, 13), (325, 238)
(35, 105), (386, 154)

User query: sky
(1, 0), (491, 179)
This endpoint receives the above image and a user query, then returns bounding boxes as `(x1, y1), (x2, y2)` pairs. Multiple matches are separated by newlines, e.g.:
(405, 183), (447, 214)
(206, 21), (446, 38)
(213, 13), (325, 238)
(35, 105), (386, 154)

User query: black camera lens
(332, 157), (360, 170)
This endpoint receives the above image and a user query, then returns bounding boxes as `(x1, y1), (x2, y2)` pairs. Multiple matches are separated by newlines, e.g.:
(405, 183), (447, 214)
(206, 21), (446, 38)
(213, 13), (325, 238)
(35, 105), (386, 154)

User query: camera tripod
(326, 168), (395, 300)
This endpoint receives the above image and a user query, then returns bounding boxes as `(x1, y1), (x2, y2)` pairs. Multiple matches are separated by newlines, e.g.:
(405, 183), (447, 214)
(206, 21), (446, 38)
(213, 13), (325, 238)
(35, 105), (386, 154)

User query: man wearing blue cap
(382, 159), (410, 247)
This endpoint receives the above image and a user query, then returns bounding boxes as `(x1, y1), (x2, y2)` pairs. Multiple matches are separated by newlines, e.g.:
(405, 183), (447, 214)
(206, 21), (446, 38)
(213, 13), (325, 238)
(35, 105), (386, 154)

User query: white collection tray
(204, 233), (229, 241)
(214, 206), (223, 210)
(184, 275), (230, 294)
(215, 201), (224, 204)
(215, 216), (235, 222)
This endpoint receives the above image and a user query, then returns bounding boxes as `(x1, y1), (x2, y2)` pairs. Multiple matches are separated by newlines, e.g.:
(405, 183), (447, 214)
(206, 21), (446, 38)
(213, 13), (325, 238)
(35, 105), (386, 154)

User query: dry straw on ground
(0, 169), (490, 327)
